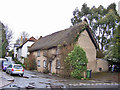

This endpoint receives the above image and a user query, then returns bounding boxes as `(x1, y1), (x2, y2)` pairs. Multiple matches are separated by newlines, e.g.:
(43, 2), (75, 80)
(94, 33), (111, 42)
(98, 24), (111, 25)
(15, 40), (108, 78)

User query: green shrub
(43, 69), (49, 74)
(65, 45), (88, 79)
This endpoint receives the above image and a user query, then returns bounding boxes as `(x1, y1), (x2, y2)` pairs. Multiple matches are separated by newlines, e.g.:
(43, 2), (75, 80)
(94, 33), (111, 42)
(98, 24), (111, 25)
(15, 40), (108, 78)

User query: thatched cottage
(29, 21), (100, 75)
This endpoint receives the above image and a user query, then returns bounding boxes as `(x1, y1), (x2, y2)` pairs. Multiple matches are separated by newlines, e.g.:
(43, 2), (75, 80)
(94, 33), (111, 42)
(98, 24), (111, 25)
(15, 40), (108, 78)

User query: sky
(0, 0), (119, 45)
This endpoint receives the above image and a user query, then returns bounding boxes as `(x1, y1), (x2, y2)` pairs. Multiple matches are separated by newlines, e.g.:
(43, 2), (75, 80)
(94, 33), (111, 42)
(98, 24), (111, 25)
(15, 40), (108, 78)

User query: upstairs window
(37, 50), (40, 57)
(56, 60), (60, 69)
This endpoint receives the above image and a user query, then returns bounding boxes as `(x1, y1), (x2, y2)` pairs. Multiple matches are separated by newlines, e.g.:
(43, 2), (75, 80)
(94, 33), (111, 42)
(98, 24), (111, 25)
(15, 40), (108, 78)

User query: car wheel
(9, 72), (12, 76)
(6, 70), (8, 74)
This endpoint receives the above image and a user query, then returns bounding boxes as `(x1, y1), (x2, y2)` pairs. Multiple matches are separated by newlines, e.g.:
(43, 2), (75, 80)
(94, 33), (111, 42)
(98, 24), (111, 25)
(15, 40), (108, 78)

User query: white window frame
(43, 60), (47, 68)
(37, 60), (40, 67)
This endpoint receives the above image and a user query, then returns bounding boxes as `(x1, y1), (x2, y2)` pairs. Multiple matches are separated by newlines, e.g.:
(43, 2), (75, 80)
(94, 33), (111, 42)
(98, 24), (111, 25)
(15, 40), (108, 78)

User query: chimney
(20, 36), (23, 45)
(38, 36), (42, 40)
(25, 38), (27, 41)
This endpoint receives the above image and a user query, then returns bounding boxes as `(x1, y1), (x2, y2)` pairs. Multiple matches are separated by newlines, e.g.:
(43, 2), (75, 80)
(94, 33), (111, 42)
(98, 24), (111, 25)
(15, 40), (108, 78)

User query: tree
(104, 24), (120, 62)
(107, 3), (118, 16)
(15, 31), (29, 45)
(96, 9), (118, 51)
(0, 22), (14, 57)
(71, 7), (82, 25)
(5, 25), (13, 50)
(65, 45), (88, 79)
(20, 31), (29, 42)
(0, 22), (8, 57)
(71, 3), (119, 52)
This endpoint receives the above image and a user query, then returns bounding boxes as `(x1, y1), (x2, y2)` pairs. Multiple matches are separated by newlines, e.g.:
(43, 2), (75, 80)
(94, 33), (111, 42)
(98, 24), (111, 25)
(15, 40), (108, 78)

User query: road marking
(69, 83), (119, 86)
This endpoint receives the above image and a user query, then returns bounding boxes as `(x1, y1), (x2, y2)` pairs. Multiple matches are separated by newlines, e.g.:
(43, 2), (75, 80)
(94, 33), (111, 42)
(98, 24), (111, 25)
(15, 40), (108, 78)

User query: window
(37, 60), (40, 67)
(14, 65), (22, 69)
(43, 60), (47, 68)
(56, 48), (60, 55)
(37, 50), (40, 57)
(8, 65), (12, 68)
(56, 60), (60, 69)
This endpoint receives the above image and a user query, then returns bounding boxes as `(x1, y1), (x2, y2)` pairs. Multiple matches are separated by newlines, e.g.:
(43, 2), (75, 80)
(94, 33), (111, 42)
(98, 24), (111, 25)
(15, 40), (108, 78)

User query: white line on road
(69, 83), (119, 86)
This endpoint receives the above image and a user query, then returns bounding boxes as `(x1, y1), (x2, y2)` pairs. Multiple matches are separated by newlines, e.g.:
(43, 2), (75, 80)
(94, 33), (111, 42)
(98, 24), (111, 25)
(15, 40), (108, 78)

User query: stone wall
(77, 30), (97, 72)
(33, 49), (57, 73)
(33, 51), (45, 72)
(96, 58), (108, 72)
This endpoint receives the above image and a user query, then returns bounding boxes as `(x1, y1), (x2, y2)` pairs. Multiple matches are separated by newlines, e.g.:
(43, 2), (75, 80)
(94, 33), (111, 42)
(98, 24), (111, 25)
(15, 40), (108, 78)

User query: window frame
(37, 60), (40, 67)
(43, 60), (47, 68)
(56, 59), (60, 69)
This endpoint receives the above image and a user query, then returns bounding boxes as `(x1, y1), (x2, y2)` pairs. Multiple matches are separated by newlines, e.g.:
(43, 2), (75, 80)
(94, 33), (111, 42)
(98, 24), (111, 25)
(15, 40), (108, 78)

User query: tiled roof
(17, 36), (36, 49)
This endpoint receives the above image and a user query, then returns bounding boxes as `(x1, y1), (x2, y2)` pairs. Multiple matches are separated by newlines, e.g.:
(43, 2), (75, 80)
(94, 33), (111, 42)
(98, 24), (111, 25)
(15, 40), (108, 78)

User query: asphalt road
(1, 70), (119, 89)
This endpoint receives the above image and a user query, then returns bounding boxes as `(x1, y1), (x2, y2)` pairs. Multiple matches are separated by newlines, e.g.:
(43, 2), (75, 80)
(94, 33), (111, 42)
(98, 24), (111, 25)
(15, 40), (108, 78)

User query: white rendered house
(17, 37), (36, 63)
(14, 44), (20, 58)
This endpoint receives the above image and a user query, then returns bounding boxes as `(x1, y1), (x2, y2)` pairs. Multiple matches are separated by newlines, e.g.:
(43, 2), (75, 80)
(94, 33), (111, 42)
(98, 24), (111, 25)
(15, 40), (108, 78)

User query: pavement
(0, 69), (14, 88)
(30, 70), (120, 88)
(91, 71), (120, 83)
(32, 70), (120, 83)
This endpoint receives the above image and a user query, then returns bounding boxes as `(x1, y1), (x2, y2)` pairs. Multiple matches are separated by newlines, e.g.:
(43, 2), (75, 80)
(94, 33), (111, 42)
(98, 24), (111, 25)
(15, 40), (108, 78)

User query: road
(1, 69), (119, 89)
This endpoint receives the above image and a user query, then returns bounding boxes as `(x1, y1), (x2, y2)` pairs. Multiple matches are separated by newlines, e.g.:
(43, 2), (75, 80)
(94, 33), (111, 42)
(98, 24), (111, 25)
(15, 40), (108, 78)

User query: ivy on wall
(74, 23), (88, 43)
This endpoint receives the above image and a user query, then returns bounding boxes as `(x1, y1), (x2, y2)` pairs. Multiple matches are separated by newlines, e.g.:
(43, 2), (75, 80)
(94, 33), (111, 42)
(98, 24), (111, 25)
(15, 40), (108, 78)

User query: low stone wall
(96, 58), (108, 72)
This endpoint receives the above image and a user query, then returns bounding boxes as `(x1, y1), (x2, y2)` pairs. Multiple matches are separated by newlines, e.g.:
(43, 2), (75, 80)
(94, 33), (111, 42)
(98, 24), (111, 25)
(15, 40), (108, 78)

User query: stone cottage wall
(33, 48), (57, 73)
(77, 30), (97, 72)
(33, 51), (46, 72)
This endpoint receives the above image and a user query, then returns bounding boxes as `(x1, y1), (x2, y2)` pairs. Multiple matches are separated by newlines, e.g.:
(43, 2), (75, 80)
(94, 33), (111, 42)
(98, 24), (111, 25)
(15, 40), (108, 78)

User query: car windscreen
(14, 65), (22, 69)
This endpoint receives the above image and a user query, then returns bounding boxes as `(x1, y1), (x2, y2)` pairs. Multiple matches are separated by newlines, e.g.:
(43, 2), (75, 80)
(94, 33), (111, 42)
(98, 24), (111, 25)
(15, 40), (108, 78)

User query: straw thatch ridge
(29, 21), (98, 52)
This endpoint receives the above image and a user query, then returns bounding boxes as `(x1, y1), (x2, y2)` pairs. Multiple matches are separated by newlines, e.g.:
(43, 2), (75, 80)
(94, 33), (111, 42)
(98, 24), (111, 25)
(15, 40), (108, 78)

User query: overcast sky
(0, 0), (119, 45)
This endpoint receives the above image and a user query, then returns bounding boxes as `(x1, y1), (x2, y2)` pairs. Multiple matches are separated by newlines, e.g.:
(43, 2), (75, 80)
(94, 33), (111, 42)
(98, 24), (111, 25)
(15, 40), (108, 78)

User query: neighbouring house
(13, 44), (20, 58)
(118, 1), (120, 16)
(0, 22), (3, 57)
(29, 21), (107, 75)
(17, 36), (36, 63)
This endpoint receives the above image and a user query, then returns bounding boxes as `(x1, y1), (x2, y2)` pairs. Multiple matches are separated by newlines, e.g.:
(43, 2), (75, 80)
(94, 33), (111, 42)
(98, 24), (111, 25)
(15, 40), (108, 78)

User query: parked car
(5, 56), (15, 64)
(6, 64), (24, 76)
(2, 61), (10, 71)
(0, 58), (6, 70)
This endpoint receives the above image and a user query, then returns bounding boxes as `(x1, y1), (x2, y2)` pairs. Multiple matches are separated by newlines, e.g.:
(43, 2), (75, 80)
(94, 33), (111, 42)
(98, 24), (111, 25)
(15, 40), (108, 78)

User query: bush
(24, 53), (37, 70)
(43, 69), (49, 74)
(65, 45), (88, 79)
(71, 69), (83, 79)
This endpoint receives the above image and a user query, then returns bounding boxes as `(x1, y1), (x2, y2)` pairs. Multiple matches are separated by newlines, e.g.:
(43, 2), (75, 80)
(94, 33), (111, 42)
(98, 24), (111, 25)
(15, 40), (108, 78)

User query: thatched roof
(29, 21), (98, 52)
